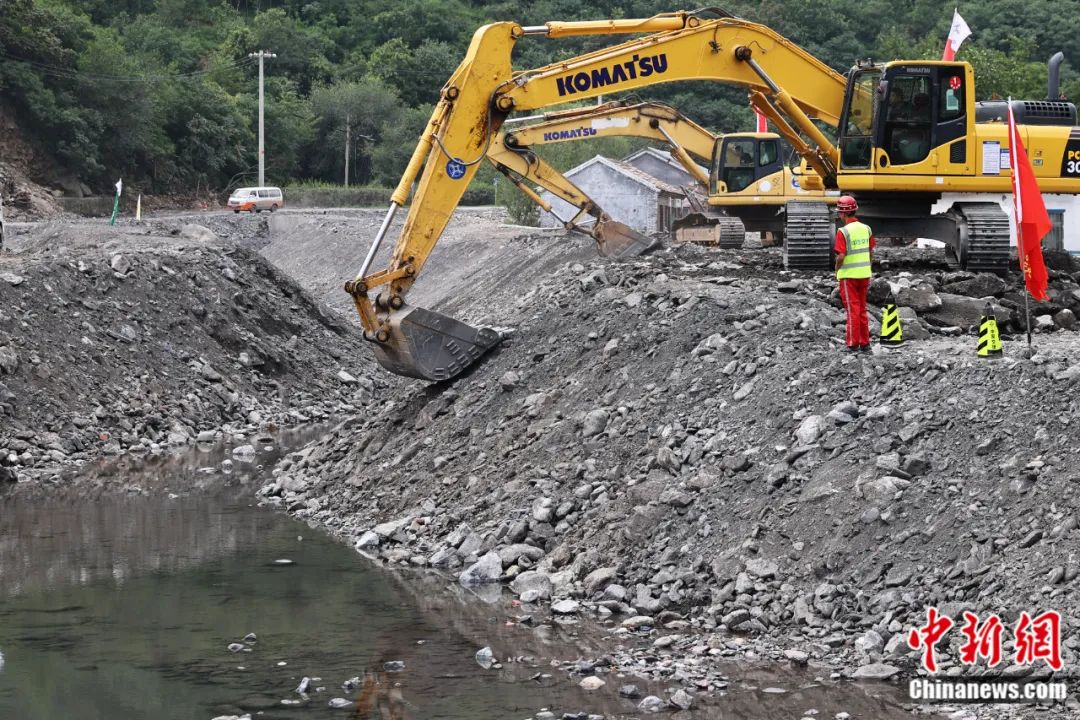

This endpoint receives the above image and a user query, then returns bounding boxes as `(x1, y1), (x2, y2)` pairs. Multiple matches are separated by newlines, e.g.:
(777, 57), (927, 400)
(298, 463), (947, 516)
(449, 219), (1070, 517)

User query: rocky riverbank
(265, 239), (1080, 719)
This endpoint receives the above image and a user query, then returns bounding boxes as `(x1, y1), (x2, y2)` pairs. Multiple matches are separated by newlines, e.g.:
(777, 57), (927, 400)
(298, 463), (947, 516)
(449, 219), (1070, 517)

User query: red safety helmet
(837, 195), (858, 213)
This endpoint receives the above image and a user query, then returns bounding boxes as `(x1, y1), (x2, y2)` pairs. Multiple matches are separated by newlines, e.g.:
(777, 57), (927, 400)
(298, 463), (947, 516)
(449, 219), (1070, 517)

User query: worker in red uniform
(833, 195), (875, 352)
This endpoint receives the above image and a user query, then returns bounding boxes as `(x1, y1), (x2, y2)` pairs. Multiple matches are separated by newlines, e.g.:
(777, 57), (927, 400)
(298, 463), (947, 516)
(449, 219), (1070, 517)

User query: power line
(0, 50), (258, 83)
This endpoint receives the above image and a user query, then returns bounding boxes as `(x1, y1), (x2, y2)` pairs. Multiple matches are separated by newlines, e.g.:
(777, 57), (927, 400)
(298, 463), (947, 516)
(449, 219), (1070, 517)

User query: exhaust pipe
(1048, 51), (1064, 99)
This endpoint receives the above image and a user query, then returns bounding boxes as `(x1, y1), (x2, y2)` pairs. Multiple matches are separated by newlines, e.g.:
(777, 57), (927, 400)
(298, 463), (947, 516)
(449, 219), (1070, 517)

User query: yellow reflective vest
(836, 221), (872, 280)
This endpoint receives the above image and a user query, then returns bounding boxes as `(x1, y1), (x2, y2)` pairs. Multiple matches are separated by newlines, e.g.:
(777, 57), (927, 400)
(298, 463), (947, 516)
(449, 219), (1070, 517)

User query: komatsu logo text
(543, 127), (597, 141)
(555, 54), (668, 97)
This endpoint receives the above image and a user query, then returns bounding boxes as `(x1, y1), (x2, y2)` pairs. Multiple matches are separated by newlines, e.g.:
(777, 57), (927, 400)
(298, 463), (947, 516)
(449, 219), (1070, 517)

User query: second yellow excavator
(495, 99), (833, 247)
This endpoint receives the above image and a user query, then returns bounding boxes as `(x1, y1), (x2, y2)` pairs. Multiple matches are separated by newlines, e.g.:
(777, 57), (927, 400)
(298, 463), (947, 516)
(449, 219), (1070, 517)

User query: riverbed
(0, 435), (921, 719)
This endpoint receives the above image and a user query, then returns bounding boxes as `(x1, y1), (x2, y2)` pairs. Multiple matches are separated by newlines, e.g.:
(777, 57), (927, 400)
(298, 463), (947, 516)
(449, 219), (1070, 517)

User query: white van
(227, 186), (284, 213)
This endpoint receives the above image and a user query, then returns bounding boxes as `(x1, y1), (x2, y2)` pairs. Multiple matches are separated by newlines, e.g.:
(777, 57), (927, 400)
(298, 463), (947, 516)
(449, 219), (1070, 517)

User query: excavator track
(715, 216), (747, 249)
(672, 213), (746, 248)
(783, 201), (834, 270)
(954, 203), (1011, 272)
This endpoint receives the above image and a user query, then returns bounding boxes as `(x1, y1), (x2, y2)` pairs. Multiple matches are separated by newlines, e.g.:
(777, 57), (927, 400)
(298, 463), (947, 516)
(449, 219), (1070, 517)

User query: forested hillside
(1, 0), (1077, 198)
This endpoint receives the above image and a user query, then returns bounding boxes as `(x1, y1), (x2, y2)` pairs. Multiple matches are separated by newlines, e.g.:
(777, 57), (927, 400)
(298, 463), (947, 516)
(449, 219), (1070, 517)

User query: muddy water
(0, 435), (919, 719)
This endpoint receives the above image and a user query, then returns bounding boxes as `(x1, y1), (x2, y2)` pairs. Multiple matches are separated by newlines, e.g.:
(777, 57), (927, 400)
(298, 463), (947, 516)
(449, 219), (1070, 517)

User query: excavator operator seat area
(722, 137), (756, 191)
(883, 76), (933, 165)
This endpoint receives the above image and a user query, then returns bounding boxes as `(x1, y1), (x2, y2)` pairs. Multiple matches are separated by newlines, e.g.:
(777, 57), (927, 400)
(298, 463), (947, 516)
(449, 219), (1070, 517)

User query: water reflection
(0, 430), (310, 599)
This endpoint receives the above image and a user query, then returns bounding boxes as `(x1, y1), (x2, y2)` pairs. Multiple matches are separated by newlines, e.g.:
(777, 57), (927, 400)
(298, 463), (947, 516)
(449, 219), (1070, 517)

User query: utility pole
(344, 112), (350, 188)
(248, 50), (276, 186)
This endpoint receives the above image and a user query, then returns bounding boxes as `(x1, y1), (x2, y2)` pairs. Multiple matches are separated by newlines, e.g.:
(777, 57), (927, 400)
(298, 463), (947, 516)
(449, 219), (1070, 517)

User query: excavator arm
(504, 100), (716, 187)
(486, 132), (656, 254)
(347, 10), (851, 381)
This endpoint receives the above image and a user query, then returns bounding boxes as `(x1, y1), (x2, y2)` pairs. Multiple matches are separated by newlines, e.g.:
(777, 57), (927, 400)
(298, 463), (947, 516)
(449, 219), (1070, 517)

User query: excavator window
(720, 138), (757, 192)
(939, 71), (965, 122)
(839, 69), (879, 169)
(882, 74), (932, 165)
(759, 140), (778, 167)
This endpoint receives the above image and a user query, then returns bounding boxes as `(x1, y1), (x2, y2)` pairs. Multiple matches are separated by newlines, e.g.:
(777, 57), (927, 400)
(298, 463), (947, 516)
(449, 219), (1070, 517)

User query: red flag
(753, 108), (767, 133)
(942, 9), (971, 61)
(1008, 99), (1051, 301)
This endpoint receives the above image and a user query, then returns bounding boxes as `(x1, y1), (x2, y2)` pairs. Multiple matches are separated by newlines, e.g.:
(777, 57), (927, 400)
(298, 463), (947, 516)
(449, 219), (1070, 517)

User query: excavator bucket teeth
(371, 303), (501, 382)
(594, 221), (660, 258)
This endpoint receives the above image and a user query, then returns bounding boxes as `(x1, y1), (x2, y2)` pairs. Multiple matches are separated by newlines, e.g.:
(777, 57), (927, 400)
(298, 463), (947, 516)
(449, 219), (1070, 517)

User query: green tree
(249, 8), (333, 94)
(309, 78), (404, 184)
(366, 38), (459, 106)
(370, 104), (432, 187)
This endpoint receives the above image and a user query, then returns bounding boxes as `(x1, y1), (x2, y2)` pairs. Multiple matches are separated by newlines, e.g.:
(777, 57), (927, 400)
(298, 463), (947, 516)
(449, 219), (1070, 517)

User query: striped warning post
(977, 303), (1003, 358)
(879, 302), (903, 346)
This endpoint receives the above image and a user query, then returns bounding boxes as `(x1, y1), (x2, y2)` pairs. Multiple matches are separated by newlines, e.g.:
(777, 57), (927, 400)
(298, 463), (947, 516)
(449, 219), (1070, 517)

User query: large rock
(942, 273), (1007, 298)
(459, 551), (503, 585)
(372, 517), (412, 538)
(745, 558), (779, 579)
(638, 696), (667, 713)
(795, 415), (826, 445)
(583, 566), (618, 594)
(582, 409), (609, 437)
(926, 294), (1008, 329)
(852, 663), (901, 680)
(1054, 308), (1077, 330)
(110, 254), (131, 275)
(857, 476), (911, 504)
(896, 284), (942, 313)
(510, 571), (552, 601)
(0, 348), (18, 375)
(895, 307), (931, 340)
(867, 277), (894, 306)
(497, 543), (545, 567)
(551, 598), (580, 614)
(669, 689), (694, 710)
(180, 224), (217, 243)
(691, 333), (731, 357)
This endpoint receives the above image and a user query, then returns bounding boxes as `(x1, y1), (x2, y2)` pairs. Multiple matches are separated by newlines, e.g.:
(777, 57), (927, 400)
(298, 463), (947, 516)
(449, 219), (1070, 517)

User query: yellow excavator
(347, 8), (1080, 381)
(497, 99), (829, 247)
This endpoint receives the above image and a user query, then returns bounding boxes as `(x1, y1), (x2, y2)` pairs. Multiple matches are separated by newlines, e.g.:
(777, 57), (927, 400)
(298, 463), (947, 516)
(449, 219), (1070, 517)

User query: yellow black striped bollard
(879, 302), (903, 347)
(977, 303), (1003, 359)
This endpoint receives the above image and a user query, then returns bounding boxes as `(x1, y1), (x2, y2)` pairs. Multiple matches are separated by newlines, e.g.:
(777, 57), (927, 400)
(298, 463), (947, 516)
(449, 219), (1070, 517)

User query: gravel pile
(0, 217), (388, 483)
(268, 240), (1080, 718)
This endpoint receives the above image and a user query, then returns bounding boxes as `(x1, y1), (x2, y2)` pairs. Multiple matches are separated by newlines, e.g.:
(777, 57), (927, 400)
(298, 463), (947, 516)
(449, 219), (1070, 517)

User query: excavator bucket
(594, 220), (660, 258)
(371, 303), (502, 382)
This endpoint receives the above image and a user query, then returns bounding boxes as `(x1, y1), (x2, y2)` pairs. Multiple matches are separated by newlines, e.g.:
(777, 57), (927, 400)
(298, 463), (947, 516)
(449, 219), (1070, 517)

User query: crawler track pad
(372, 304), (501, 382)
(595, 220), (660, 258)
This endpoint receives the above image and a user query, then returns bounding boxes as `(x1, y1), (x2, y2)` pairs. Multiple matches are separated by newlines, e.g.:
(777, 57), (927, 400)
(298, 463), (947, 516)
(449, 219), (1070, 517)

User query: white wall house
(538, 155), (686, 234)
(622, 147), (709, 190)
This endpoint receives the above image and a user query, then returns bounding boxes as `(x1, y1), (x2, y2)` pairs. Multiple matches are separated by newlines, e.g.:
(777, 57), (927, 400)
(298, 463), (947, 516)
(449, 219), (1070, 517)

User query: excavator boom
(504, 100), (716, 187)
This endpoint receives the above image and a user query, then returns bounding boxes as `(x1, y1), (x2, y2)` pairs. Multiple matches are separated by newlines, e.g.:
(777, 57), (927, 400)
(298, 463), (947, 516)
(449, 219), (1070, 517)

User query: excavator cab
(710, 133), (786, 194)
(838, 63), (972, 172)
